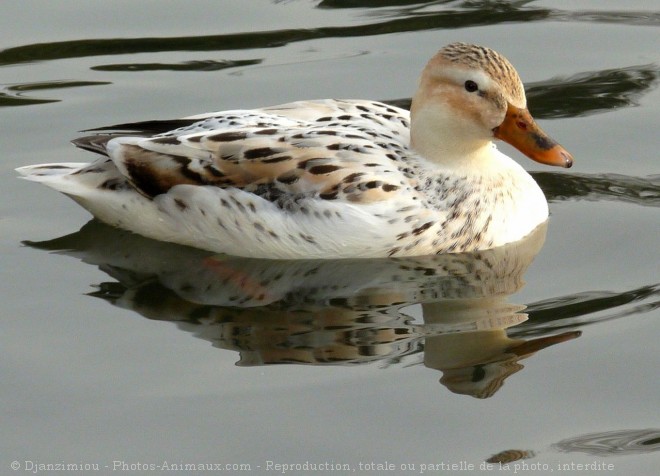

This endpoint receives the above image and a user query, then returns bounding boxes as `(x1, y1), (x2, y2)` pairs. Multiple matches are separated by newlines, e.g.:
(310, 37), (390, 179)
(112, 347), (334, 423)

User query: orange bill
(493, 104), (573, 168)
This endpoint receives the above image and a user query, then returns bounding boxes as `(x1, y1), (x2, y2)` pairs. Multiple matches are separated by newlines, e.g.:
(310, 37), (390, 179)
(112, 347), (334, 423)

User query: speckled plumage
(17, 43), (573, 259)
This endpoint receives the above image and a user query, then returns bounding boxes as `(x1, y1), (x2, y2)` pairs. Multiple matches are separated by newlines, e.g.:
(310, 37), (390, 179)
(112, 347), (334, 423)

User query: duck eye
(464, 80), (479, 93)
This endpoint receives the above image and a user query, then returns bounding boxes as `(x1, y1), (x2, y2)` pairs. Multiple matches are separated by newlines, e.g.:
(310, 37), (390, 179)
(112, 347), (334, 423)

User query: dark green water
(1, 1), (658, 475)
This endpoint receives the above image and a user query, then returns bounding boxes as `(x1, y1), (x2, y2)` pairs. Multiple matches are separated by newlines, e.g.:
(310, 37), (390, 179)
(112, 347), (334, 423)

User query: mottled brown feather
(113, 106), (413, 204)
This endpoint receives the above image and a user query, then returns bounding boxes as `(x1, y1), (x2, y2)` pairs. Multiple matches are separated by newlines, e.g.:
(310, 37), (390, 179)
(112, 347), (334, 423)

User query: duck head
(410, 42), (573, 168)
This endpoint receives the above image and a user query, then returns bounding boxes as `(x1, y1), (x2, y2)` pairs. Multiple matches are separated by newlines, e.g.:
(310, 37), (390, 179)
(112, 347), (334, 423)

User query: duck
(17, 42), (573, 259)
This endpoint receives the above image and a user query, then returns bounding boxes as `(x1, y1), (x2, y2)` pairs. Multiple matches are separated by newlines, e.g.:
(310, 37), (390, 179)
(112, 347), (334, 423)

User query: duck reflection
(26, 220), (579, 398)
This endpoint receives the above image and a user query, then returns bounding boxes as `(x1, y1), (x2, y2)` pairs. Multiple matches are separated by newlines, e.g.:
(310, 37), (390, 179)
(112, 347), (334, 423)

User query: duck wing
(83, 100), (415, 206)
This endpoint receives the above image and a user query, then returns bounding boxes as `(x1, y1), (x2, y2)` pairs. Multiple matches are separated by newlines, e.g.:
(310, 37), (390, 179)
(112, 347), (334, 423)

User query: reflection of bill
(26, 220), (581, 398)
(426, 324), (578, 399)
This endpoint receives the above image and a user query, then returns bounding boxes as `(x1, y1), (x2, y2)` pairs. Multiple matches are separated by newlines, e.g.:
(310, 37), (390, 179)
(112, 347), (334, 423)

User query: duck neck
(410, 97), (495, 171)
